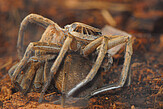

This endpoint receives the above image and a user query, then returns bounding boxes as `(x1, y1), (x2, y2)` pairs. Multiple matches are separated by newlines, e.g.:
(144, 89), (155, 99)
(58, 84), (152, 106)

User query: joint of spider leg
(103, 36), (109, 45)
(126, 38), (133, 55)
(103, 35), (109, 40)
(66, 32), (74, 38)
(121, 78), (126, 87)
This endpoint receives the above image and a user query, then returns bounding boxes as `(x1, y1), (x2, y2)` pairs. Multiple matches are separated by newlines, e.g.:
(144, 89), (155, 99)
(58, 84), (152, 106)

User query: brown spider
(9, 14), (133, 103)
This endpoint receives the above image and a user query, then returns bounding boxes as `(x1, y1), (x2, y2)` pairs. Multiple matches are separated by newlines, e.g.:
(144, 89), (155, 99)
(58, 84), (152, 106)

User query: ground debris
(0, 0), (163, 108)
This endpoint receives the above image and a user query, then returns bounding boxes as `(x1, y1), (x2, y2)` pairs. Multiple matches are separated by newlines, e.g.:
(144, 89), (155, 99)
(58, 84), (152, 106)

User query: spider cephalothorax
(9, 14), (133, 103)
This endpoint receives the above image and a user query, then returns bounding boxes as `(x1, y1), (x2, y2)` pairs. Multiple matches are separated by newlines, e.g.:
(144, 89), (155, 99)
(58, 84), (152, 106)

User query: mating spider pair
(9, 14), (133, 103)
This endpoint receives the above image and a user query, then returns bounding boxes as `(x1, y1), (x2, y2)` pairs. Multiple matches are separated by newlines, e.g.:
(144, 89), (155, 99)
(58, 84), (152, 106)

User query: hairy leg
(20, 60), (41, 94)
(67, 36), (108, 97)
(38, 36), (73, 103)
(17, 14), (58, 59)
(11, 42), (60, 88)
(90, 36), (133, 96)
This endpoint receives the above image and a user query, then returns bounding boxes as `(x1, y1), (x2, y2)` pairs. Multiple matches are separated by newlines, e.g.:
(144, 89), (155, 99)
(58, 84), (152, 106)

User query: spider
(9, 14), (133, 103)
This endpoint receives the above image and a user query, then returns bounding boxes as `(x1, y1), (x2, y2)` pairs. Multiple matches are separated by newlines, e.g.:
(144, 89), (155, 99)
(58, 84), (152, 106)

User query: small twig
(64, 1), (132, 12)
(101, 9), (117, 27)
(44, 92), (56, 97)
(0, 57), (13, 70)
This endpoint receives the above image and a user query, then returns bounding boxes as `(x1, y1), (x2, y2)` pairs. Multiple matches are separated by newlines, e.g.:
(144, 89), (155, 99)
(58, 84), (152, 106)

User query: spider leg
(17, 13), (57, 59)
(9, 56), (41, 93)
(38, 36), (73, 103)
(11, 42), (61, 88)
(35, 59), (52, 91)
(19, 57), (48, 94)
(61, 62), (68, 107)
(67, 36), (108, 97)
(82, 35), (120, 57)
(8, 63), (19, 78)
(124, 62), (131, 86)
(19, 56), (56, 94)
(89, 36), (133, 96)
(82, 37), (103, 56)
(20, 59), (41, 94)
(43, 59), (49, 83)
(33, 61), (44, 91)
(11, 43), (34, 84)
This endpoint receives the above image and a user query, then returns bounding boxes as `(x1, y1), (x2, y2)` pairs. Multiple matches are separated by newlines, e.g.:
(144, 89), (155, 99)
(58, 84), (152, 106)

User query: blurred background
(0, 0), (162, 108)
(0, 0), (162, 57)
